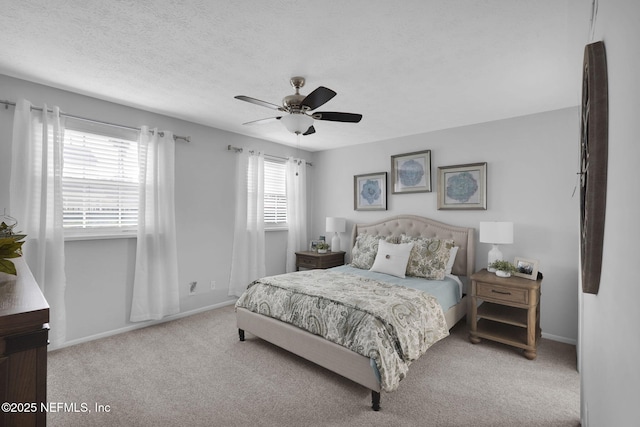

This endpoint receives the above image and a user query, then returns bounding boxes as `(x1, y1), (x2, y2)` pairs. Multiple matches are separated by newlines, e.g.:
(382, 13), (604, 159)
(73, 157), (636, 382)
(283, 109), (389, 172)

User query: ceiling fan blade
(312, 111), (363, 123)
(242, 116), (282, 125)
(235, 95), (285, 111)
(302, 125), (316, 136)
(301, 86), (337, 111)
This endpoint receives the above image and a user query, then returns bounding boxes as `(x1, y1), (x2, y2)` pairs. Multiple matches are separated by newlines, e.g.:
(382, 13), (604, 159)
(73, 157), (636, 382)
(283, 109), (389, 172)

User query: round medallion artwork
(446, 172), (479, 203)
(360, 179), (382, 205)
(398, 159), (425, 187)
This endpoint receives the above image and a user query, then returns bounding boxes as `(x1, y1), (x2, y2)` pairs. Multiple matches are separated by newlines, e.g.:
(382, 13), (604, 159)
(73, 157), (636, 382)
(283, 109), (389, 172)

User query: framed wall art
(437, 162), (487, 210)
(514, 257), (540, 280)
(580, 41), (608, 295)
(391, 150), (431, 193)
(354, 172), (387, 211)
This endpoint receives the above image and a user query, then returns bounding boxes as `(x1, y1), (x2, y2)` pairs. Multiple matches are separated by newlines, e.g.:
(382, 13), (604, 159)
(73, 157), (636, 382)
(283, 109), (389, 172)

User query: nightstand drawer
(297, 255), (318, 269)
(477, 282), (528, 304)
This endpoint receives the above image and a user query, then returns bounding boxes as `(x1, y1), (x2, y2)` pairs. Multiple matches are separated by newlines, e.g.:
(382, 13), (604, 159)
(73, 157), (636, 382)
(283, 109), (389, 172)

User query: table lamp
(479, 221), (514, 270)
(326, 217), (346, 252)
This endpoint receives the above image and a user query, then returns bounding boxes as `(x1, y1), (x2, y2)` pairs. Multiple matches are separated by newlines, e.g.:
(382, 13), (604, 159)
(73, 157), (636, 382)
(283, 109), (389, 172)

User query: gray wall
(1, 75), (581, 347)
(311, 108), (580, 342)
(580, 0), (640, 425)
(0, 74), (314, 344)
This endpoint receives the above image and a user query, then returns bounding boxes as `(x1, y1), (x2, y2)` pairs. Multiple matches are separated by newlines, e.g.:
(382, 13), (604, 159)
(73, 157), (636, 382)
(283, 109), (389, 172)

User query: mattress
(329, 265), (463, 312)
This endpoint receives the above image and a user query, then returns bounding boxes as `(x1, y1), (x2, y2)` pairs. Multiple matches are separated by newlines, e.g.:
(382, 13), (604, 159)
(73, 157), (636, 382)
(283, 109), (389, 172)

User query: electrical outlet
(210, 280), (216, 290)
(189, 281), (197, 295)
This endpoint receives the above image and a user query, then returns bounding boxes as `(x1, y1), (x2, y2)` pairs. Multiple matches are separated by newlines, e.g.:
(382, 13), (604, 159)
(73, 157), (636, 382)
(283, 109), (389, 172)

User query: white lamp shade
(479, 222), (514, 244)
(326, 217), (346, 233)
(280, 113), (313, 134)
(480, 221), (513, 269)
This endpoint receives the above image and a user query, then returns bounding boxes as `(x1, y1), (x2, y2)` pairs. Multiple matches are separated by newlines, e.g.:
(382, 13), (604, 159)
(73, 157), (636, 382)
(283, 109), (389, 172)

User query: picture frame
(437, 162), (487, 210)
(391, 150), (431, 193)
(354, 172), (387, 211)
(309, 240), (322, 252)
(514, 257), (540, 280)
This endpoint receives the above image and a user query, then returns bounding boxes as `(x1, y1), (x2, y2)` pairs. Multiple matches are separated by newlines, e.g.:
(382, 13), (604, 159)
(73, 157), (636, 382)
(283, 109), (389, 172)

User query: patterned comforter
(235, 270), (449, 392)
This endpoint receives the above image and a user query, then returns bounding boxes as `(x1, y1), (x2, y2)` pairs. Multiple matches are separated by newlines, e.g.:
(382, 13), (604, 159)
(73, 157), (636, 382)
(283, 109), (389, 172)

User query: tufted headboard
(350, 215), (476, 278)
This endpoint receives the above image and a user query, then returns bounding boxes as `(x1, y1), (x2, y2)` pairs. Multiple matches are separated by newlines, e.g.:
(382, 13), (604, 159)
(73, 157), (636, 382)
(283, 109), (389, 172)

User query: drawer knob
(491, 289), (511, 295)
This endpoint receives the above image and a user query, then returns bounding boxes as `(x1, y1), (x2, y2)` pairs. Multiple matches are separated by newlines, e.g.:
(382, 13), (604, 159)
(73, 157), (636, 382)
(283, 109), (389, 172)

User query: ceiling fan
(234, 76), (362, 135)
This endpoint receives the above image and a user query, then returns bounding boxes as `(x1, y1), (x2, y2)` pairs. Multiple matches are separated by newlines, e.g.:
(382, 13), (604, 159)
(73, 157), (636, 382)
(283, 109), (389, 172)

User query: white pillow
(370, 239), (414, 278)
(445, 246), (459, 275)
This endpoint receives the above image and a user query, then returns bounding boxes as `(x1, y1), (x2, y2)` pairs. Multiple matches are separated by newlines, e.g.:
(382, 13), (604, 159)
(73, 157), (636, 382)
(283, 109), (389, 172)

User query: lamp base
(331, 233), (341, 252)
(487, 244), (503, 270)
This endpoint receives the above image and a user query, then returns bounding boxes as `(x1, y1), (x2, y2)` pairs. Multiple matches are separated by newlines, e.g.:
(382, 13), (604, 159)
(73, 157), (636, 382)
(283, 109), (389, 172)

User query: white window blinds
(62, 126), (140, 236)
(264, 158), (287, 226)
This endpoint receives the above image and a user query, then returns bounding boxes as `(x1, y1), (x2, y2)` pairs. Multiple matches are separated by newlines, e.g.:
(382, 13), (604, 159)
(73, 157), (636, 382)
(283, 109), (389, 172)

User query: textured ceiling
(0, 0), (590, 151)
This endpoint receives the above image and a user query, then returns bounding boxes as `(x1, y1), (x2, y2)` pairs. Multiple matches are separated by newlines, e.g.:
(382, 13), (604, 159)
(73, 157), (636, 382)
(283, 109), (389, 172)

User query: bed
(235, 215), (475, 410)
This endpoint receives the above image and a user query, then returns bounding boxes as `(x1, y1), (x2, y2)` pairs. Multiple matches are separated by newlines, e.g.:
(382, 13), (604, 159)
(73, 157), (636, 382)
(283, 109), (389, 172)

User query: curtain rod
(1, 99), (190, 143)
(227, 145), (312, 166)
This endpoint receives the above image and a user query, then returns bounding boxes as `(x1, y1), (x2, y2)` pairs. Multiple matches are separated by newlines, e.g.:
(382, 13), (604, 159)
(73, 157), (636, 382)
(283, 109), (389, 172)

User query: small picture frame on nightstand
(309, 240), (321, 251)
(514, 257), (539, 280)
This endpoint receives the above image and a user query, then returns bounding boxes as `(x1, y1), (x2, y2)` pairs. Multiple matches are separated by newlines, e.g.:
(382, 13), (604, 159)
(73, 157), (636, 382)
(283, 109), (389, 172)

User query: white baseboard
(53, 300), (237, 351)
(53, 300), (577, 350)
(542, 332), (577, 345)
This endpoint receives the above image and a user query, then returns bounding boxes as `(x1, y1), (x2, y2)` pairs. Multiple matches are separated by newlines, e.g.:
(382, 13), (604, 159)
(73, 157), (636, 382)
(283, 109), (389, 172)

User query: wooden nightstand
(295, 251), (345, 271)
(469, 269), (542, 359)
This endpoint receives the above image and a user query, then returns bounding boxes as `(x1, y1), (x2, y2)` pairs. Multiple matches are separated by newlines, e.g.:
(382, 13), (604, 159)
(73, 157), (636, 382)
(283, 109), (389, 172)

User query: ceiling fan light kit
(235, 76), (362, 136)
(281, 113), (314, 135)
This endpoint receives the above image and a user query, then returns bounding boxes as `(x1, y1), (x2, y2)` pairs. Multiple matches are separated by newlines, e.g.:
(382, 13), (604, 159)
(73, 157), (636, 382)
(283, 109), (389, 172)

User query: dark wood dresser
(0, 258), (49, 427)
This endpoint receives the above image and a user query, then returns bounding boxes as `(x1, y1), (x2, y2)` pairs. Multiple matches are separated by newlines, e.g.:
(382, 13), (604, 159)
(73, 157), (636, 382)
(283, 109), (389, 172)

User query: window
(264, 158), (287, 228)
(62, 121), (140, 238)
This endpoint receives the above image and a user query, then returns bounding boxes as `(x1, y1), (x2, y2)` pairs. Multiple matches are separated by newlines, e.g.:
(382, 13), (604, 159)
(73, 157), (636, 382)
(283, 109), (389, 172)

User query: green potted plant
(316, 241), (330, 254)
(488, 260), (517, 278)
(0, 221), (26, 277)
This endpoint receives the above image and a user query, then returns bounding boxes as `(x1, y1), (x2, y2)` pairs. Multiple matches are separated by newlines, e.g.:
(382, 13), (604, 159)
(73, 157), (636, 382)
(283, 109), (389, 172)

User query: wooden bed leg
(238, 329), (245, 341)
(371, 391), (381, 411)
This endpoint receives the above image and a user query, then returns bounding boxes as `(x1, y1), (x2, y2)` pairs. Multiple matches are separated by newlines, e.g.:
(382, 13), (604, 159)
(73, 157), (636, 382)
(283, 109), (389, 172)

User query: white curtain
(229, 151), (265, 297)
(285, 157), (308, 272)
(10, 99), (67, 348)
(130, 127), (179, 321)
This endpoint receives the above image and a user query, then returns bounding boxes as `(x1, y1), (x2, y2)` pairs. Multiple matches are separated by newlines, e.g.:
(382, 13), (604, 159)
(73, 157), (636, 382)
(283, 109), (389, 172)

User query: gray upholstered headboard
(350, 215), (476, 278)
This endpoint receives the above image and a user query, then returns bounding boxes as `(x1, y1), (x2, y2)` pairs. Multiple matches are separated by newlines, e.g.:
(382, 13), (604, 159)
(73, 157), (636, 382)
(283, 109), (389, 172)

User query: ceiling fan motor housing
(282, 94), (307, 111)
(283, 76), (307, 111)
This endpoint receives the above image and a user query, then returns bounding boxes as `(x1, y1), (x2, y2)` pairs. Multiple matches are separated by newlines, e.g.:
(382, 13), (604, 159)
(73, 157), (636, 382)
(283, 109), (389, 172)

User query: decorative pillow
(401, 235), (455, 280)
(350, 234), (382, 269)
(445, 246), (459, 275)
(350, 234), (400, 269)
(370, 239), (415, 278)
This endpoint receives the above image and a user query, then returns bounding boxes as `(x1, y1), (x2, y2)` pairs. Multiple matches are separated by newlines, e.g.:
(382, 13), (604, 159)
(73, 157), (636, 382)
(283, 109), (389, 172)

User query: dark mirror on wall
(580, 40), (608, 295)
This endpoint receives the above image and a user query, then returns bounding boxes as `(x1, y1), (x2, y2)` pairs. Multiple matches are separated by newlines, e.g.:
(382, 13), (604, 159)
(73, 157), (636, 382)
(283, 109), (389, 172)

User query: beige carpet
(47, 305), (580, 426)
